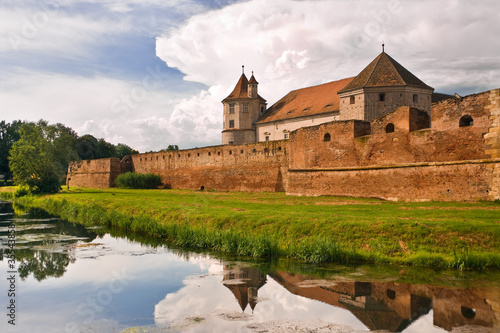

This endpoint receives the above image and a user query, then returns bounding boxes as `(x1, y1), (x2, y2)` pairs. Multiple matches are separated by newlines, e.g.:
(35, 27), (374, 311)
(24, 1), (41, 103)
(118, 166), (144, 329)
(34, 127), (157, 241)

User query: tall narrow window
(229, 120), (235, 128)
(265, 136), (270, 141)
(242, 104), (249, 113)
(379, 93), (386, 102)
(229, 104), (235, 114)
(350, 96), (355, 104)
(413, 94), (418, 103)
(261, 106), (265, 113)
(284, 133), (289, 140)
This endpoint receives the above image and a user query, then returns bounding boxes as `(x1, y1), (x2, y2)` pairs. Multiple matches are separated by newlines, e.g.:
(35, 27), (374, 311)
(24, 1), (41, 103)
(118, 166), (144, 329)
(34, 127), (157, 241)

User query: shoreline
(1, 187), (499, 270)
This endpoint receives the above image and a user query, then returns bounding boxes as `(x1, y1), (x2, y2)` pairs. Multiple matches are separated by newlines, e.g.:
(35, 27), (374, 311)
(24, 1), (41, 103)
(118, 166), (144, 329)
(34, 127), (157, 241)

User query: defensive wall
(66, 89), (500, 201)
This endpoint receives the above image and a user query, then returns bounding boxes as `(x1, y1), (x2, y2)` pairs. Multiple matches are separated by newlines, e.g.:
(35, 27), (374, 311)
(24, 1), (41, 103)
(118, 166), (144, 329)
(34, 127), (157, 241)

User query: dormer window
(229, 104), (235, 114)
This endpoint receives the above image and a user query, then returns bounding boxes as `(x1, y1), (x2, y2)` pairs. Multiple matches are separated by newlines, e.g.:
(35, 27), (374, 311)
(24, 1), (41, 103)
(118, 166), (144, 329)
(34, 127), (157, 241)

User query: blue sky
(1, 0), (499, 152)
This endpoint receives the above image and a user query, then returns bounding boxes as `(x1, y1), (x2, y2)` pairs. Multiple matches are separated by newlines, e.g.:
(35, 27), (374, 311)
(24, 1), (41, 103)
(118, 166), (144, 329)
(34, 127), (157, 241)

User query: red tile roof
(223, 74), (266, 102)
(338, 52), (433, 94)
(256, 77), (354, 124)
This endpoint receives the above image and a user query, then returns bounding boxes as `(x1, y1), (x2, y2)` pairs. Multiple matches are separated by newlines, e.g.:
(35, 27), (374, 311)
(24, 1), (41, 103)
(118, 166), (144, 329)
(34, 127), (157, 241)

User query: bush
(114, 172), (162, 189)
(13, 186), (30, 198)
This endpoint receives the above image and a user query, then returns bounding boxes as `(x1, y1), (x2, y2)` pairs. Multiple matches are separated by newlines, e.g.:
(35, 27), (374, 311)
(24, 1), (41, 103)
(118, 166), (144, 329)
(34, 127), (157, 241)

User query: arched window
(323, 133), (331, 142)
(386, 123), (395, 133)
(459, 115), (473, 127)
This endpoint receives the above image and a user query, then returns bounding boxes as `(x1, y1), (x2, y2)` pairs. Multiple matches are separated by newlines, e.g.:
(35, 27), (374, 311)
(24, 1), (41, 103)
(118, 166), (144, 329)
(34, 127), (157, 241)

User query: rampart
(66, 89), (500, 201)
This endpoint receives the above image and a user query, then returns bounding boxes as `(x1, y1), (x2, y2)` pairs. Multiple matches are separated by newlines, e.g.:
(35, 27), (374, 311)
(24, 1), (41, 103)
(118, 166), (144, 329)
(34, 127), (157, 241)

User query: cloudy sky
(1, 0), (499, 152)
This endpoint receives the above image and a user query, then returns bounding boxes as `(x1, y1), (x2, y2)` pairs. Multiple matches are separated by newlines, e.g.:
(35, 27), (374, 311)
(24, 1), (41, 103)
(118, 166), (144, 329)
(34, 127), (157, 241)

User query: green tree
(166, 144), (179, 151)
(96, 138), (117, 158)
(77, 134), (98, 160)
(116, 143), (139, 159)
(0, 120), (23, 179)
(8, 123), (61, 193)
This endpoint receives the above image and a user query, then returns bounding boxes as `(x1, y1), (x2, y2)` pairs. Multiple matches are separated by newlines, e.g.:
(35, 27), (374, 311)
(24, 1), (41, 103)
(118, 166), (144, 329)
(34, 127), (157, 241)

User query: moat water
(0, 200), (499, 333)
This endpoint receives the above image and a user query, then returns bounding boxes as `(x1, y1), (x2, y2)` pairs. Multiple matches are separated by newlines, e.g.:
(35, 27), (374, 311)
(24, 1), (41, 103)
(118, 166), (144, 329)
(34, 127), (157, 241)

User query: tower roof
(248, 73), (259, 84)
(338, 52), (433, 94)
(223, 73), (266, 102)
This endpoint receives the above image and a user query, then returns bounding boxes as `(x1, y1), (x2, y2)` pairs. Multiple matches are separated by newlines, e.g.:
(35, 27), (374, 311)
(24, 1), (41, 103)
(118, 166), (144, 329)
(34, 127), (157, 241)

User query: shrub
(13, 186), (30, 198)
(114, 172), (162, 189)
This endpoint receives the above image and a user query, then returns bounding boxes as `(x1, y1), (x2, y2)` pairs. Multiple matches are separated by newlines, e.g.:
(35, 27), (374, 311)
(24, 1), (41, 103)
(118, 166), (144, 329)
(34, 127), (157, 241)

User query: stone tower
(338, 51), (434, 121)
(222, 68), (267, 145)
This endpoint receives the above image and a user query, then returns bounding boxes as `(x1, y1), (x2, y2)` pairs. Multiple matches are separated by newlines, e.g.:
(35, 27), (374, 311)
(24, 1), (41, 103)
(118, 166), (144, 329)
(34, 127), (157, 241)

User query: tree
(8, 123), (61, 193)
(116, 143), (139, 159)
(0, 120), (23, 179)
(166, 145), (179, 151)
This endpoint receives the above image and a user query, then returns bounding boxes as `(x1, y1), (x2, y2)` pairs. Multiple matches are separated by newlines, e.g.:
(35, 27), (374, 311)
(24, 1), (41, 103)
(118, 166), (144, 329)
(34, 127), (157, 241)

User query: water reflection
(0, 202), (101, 281)
(0, 200), (498, 333)
(268, 270), (498, 332)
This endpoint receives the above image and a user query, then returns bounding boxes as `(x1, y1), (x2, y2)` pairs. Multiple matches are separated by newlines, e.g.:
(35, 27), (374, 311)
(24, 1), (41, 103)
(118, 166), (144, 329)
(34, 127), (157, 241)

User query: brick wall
(66, 89), (500, 201)
(66, 158), (121, 188)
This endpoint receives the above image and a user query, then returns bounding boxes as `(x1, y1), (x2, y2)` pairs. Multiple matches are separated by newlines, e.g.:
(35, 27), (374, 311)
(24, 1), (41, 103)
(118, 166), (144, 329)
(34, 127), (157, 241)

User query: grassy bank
(2, 187), (499, 269)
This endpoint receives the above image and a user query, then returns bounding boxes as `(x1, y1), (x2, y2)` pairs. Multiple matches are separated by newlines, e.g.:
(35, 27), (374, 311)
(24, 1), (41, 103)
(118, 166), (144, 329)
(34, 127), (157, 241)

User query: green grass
(2, 187), (499, 269)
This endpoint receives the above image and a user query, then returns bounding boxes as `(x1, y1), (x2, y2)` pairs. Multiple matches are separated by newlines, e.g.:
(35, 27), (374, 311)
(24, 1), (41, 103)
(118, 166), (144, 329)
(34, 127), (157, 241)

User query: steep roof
(338, 52), (433, 94)
(223, 73), (266, 102)
(256, 77), (353, 124)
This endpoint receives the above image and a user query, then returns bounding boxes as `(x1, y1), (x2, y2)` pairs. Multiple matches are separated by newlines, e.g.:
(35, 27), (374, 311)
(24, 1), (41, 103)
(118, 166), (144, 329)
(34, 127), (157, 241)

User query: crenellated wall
(66, 89), (500, 201)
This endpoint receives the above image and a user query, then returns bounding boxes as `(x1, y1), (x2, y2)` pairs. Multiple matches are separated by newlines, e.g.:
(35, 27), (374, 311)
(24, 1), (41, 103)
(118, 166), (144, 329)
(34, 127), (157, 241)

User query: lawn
(2, 187), (499, 269)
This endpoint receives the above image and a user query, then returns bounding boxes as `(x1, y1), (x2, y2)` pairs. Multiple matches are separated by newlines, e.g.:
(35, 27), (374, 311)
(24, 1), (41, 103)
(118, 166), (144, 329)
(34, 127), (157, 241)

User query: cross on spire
(382, 42), (385, 53)
(242, 65), (245, 74)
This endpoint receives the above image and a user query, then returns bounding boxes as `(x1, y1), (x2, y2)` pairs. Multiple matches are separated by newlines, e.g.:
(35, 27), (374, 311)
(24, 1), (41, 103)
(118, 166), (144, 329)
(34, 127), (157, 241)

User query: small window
(350, 96), (355, 104)
(386, 123), (395, 133)
(229, 141), (234, 145)
(323, 133), (331, 142)
(379, 93), (386, 102)
(188, 153), (191, 157)
(229, 120), (235, 128)
(261, 106), (265, 113)
(162, 155), (165, 159)
(284, 133), (289, 140)
(178, 154), (180, 158)
(156, 156), (158, 160)
(413, 94), (418, 103)
(387, 289), (396, 300)
(240, 150), (244, 154)
(265, 136), (269, 141)
(459, 115), (473, 127)
(242, 104), (249, 113)
(278, 146), (282, 151)
(252, 149), (256, 153)
(229, 150), (232, 155)
(197, 153), (200, 156)
(229, 104), (235, 114)
(218, 152), (220, 156)
(461, 306), (476, 319)
(208, 152), (211, 156)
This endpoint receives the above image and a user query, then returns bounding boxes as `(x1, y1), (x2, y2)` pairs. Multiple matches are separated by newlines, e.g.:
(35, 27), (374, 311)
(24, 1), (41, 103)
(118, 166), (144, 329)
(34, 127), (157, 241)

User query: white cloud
(156, 0), (500, 149)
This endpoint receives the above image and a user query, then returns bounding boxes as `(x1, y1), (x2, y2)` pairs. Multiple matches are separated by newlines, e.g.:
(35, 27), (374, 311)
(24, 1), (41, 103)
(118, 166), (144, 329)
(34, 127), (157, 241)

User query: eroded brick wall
(128, 140), (288, 192)
(66, 158), (121, 188)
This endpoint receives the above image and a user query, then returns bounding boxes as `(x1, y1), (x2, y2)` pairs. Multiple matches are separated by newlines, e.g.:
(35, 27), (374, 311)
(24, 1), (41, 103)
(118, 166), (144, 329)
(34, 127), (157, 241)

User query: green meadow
(2, 187), (499, 270)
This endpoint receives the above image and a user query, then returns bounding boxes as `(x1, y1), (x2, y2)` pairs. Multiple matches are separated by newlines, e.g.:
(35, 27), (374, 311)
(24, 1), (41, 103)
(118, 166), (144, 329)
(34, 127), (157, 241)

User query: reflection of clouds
(154, 271), (368, 332)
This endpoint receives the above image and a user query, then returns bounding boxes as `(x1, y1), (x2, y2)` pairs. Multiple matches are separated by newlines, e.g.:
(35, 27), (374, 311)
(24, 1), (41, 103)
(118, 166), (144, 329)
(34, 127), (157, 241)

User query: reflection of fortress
(221, 263), (499, 332)
(222, 263), (266, 313)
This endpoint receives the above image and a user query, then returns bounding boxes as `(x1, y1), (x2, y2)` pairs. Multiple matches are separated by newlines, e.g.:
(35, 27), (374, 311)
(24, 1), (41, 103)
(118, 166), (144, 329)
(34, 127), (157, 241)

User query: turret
(221, 67), (267, 145)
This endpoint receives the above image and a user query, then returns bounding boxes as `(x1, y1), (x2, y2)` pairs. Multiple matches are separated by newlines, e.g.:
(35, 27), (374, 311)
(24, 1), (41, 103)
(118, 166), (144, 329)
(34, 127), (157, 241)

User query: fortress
(66, 51), (500, 201)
